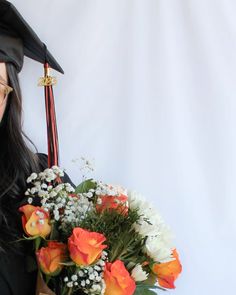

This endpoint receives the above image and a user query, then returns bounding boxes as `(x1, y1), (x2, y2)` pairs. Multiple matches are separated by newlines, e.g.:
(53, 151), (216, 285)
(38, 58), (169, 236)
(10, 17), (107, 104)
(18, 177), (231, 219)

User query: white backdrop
(11, 0), (236, 294)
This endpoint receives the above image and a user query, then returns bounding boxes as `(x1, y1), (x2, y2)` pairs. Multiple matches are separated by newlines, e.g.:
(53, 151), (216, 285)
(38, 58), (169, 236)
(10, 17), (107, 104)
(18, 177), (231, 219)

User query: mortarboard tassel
(38, 45), (62, 184)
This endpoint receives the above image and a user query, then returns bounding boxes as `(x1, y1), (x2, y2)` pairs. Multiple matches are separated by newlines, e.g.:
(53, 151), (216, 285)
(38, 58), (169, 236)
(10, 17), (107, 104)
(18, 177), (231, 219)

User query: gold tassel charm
(38, 65), (57, 87)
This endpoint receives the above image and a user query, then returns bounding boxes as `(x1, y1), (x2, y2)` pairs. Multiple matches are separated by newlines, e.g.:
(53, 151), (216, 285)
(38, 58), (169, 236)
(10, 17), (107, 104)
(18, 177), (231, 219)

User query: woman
(0, 9), (74, 295)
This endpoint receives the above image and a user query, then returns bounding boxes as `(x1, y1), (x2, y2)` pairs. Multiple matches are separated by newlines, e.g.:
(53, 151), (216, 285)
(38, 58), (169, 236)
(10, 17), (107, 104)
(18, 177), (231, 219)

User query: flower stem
(34, 237), (41, 251)
(45, 275), (51, 284)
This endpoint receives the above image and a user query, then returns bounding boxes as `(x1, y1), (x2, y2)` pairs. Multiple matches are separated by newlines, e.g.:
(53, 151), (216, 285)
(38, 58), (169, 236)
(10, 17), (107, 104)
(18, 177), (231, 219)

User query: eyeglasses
(0, 75), (13, 105)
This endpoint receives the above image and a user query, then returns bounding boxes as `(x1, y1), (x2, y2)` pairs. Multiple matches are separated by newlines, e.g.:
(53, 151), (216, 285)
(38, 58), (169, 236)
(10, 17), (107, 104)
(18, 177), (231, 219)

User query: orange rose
(18, 204), (51, 238)
(96, 194), (128, 215)
(104, 260), (136, 295)
(152, 249), (182, 289)
(68, 227), (107, 266)
(36, 241), (67, 275)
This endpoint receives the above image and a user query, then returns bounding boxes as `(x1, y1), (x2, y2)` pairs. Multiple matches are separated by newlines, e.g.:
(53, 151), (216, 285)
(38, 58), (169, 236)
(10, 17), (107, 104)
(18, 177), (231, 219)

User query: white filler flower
(131, 264), (148, 282)
(128, 190), (174, 263)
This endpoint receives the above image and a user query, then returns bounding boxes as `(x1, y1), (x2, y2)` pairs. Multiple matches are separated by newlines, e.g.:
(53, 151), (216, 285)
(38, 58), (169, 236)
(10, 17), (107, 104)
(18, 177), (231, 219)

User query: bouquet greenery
(18, 165), (182, 295)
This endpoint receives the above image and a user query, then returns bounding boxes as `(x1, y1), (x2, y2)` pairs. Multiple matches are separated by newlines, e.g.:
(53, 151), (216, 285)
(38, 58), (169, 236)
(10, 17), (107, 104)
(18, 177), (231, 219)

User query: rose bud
(36, 241), (67, 276)
(152, 249), (182, 289)
(104, 260), (136, 295)
(18, 204), (51, 238)
(68, 227), (107, 266)
(96, 194), (128, 215)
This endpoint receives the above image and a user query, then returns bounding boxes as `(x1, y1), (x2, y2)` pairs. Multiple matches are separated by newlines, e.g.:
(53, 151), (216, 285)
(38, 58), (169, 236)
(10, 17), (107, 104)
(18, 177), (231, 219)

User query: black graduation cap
(0, 0), (64, 74)
(0, 0), (63, 171)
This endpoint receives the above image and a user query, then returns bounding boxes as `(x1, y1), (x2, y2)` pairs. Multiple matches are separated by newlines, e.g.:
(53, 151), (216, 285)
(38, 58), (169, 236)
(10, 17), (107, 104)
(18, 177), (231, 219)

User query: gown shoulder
(0, 251), (37, 295)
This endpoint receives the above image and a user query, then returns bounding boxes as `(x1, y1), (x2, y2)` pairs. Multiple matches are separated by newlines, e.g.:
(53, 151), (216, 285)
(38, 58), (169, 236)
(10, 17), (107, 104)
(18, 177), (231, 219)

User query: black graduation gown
(0, 152), (75, 295)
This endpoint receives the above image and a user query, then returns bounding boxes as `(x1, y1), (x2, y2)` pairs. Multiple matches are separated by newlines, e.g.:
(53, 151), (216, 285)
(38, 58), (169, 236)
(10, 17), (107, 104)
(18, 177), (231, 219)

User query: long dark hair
(0, 62), (42, 253)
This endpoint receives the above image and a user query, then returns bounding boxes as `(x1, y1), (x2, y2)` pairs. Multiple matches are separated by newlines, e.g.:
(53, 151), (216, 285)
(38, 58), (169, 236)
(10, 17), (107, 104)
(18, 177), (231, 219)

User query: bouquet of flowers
(18, 165), (182, 295)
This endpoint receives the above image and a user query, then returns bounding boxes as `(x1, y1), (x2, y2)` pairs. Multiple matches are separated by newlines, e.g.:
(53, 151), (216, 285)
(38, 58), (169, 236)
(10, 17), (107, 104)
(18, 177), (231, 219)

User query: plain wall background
(11, 1), (236, 294)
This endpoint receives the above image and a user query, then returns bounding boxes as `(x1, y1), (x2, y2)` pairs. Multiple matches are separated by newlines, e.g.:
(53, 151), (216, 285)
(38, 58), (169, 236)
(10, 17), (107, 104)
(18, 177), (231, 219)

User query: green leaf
(22, 235), (40, 240)
(50, 221), (60, 240)
(134, 285), (158, 295)
(142, 273), (157, 286)
(75, 179), (96, 194)
(137, 283), (166, 292)
(134, 283), (166, 295)
(59, 261), (75, 266)
(79, 208), (145, 265)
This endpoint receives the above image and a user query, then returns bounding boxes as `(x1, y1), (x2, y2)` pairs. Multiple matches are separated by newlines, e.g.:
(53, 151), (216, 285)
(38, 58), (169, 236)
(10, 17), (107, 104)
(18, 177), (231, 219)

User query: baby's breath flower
(27, 197), (33, 204)
(81, 280), (86, 287)
(67, 282), (73, 288)
(26, 172), (38, 183)
(71, 274), (78, 281)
